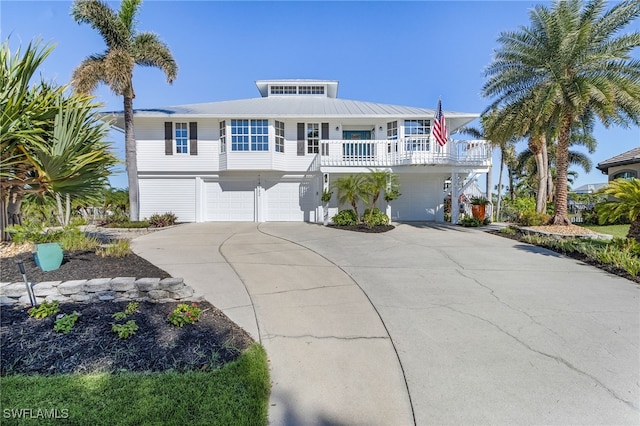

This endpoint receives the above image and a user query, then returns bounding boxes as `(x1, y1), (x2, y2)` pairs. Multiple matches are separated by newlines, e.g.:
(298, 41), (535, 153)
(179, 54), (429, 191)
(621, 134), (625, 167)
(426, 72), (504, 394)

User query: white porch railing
(319, 139), (491, 167)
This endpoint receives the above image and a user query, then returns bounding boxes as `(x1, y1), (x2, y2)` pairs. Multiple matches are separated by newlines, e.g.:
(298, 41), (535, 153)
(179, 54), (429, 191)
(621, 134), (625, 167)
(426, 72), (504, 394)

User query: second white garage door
(205, 180), (255, 221)
(266, 181), (305, 221)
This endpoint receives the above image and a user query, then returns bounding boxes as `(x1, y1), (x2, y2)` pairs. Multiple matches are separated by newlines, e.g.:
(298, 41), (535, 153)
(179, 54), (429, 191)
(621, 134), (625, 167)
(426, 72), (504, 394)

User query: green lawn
(0, 344), (270, 426)
(580, 224), (630, 239)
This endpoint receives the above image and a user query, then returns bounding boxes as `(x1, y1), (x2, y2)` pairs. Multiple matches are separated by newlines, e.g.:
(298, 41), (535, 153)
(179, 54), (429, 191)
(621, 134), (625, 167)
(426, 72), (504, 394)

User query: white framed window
(231, 119), (269, 151)
(387, 120), (398, 153)
(298, 85), (324, 95)
(307, 123), (319, 154)
(220, 120), (226, 153)
(404, 119), (431, 151)
(275, 120), (285, 153)
(271, 85), (297, 95)
(175, 122), (188, 154)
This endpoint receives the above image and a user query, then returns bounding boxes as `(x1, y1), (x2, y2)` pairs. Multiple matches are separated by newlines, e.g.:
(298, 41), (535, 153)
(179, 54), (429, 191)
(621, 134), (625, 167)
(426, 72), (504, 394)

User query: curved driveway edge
(261, 222), (639, 425)
(132, 223), (413, 425)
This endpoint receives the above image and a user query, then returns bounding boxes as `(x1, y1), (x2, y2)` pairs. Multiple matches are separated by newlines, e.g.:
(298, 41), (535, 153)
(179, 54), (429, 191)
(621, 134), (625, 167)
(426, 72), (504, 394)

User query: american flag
(433, 99), (448, 147)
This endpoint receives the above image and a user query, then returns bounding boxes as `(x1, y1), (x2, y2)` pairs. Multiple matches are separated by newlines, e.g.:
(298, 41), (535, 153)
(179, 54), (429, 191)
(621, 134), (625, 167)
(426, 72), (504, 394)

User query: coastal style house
(107, 80), (491, 223)
(596, 147), (640, 181)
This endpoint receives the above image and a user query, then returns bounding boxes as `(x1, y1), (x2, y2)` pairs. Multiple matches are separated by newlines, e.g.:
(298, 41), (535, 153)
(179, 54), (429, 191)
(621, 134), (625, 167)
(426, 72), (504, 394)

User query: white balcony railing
(319, 139), (491, 167)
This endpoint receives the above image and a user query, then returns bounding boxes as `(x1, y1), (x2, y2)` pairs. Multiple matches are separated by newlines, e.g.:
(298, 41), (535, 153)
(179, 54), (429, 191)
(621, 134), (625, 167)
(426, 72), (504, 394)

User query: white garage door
(205, 180), (255, 221)
(391, 177), (440, 221)
(266, 181), (305, 221)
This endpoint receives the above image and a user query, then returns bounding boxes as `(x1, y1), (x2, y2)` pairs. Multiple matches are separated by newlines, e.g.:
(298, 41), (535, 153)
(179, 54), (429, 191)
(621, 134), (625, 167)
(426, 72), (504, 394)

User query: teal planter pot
(34, 243), (64, 272)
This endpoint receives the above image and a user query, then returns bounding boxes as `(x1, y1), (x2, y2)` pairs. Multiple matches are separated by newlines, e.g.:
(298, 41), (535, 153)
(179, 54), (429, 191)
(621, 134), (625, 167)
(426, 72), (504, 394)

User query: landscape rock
(0, 295), (16, 306)
(32, 281), (62, 297)
(170, 285), (194, 299)
(136, 278), (160, 292)
(85, 278), (112, 293)
(97, 291), (115, 301)
(70, 293), (94, 303)
(58, 280), (87, 296)
(110, 277), (136, 292)
(45, 294), (72, 303)
(159, 277), (184, 291)
(18, 295), (43, 306)
(147, 289), (170, 300)
(1, 283), (28, 298)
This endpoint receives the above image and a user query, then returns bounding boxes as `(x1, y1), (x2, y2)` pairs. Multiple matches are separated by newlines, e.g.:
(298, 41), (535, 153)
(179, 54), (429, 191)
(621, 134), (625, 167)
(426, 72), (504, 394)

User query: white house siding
(391, 174), (445, 221)
(139, 178), (196, 222)
(135, 118), (217, 172)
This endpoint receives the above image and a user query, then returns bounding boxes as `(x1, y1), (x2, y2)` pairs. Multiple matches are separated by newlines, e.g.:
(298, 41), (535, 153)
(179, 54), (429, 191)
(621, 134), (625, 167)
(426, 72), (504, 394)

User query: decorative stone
(170, 285), (194, 299)
(32, 281), (62, 297)
(85, 278), (112, 293)
(147, 289), (170, 300)
(19, 295), (44, 306)
(110, 277), (136, 292)
(159, 277), (184, 291)
(1, 283), (28, 298)
(158, 298), (178, 303)
(122, 290), (141, 299)
(70, 293), (94, 303)
(135, 278), (160, 292)
(0, 295), (16, 306)
(188, 292), (206, 302)
(97, 291), (115, 301)
(45, 294), (72, 303)
(58, 280), (87, 296)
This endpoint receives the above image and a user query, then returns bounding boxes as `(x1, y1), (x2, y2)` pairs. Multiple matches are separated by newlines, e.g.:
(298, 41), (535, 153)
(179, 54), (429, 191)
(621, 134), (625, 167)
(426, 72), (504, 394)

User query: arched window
(612, 170), (637, 180)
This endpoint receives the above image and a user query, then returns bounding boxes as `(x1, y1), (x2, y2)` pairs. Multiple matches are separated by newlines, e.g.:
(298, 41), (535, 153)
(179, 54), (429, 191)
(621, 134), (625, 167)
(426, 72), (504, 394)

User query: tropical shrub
(596, 178), (640, 240)
(98, 239), (131, 258)
(362, 208), (390, 227)
(148, 212), (177, 228)
(6, 223), (63, 244)
(332, 210), (358, 226)
(59, 227), (100, 251)
(460, 216), (484, 227)
(517, 211), (551, 226)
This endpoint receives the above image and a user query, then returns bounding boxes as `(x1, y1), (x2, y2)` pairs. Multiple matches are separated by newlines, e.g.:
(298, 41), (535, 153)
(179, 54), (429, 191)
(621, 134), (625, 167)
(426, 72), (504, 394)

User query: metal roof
(105, 96), (479, 132)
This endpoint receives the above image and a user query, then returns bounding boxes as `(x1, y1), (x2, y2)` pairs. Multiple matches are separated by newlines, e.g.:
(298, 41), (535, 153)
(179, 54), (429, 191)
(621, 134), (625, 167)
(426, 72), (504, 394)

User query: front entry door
(343, 130), (372, 140)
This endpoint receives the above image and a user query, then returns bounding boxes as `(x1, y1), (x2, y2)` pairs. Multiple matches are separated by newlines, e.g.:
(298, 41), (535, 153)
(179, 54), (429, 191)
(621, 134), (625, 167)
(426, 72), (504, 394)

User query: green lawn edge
(0, 343), (270, 426)
(580, 224), (630, 239)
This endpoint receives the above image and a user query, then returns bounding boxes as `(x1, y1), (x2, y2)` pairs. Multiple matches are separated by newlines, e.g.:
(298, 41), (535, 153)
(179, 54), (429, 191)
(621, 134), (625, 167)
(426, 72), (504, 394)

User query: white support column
(451, 172), (459, 224)
(195, 177), (203, 223)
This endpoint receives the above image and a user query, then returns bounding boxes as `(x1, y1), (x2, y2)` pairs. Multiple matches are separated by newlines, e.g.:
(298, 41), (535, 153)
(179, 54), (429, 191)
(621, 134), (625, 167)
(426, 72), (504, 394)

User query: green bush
(103, 220), (150, 229)
(460, 216), (483, 227)
(59, 227), (100, 251)
(54, 311), (81, 334)
(6, 223), (63, 244)
(332, 209), (358, 226)
(148, 212), (177, 228)
(362, 208), (390, 227)
(517, 210), (550, 226)
(28, 301), (60, 319)
(98, 239), (131, 258)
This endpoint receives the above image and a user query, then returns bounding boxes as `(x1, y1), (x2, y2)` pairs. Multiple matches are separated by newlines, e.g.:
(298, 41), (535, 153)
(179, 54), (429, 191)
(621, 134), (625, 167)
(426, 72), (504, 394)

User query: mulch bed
(1, 249), (254, 376)
(328, 224), (395, 233)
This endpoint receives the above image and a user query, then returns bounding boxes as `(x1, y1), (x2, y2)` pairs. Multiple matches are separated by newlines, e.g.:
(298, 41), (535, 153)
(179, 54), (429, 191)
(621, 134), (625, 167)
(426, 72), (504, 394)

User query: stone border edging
(0, 277), (204, 307)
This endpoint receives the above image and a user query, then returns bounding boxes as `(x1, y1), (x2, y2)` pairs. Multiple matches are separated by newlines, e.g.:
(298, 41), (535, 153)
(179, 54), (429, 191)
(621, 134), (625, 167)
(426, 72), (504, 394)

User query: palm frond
(133, 32), (178, 83)
(71, 0), (129, 49)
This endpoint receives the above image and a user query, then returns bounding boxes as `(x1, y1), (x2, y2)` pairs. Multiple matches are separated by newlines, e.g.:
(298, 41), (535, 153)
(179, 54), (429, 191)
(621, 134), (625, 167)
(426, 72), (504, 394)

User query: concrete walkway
(133, 222), (639, 425)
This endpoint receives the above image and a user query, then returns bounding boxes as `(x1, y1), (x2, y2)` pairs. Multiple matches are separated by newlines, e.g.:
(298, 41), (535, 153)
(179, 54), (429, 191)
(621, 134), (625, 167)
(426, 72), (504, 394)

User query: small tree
(332, 174), (366, 220)
(596, 178), (640, 241)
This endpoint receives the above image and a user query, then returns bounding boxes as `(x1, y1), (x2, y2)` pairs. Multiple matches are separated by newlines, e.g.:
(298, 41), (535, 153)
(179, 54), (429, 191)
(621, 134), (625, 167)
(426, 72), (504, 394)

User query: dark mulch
(488, 229), (640, 284)
(1, 249), (254, 376)
(328, 224), (395, 233)
(1, 250), (171, 283)
(1, 300), (253, 376)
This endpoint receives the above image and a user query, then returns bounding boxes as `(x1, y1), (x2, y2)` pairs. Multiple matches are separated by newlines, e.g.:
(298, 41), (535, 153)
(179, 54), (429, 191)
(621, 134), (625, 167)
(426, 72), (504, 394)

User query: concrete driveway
(133, 222), (639, 425)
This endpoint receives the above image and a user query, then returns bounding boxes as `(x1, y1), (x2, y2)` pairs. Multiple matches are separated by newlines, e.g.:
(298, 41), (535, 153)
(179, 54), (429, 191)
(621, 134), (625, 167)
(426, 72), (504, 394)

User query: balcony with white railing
(319, 138), (491, 168)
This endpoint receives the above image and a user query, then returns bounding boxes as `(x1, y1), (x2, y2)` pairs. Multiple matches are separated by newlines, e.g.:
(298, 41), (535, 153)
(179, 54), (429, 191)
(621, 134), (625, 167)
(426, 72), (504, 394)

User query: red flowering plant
(167, 303), (202, 327)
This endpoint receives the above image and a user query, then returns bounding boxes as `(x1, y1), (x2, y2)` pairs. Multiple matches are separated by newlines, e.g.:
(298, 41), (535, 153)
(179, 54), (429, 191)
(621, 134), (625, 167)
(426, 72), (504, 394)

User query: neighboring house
(596, 147), (640, 181)
(572, 183), (607, 194)
(107, 79), (491, 223)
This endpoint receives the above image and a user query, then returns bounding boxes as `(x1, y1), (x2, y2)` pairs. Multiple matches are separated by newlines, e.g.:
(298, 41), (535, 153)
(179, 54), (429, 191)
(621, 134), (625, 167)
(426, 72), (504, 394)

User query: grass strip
(580, 224), (630, 239)
(0, 344), (269, 426)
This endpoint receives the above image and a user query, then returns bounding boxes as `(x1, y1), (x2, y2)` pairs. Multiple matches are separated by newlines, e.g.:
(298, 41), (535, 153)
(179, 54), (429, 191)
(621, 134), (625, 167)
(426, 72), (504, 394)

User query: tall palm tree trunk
(529, 136), (547, 213)
(124, 95), (139, 222)
(495, 153), (505, 221)
(551, 114), (572, 225)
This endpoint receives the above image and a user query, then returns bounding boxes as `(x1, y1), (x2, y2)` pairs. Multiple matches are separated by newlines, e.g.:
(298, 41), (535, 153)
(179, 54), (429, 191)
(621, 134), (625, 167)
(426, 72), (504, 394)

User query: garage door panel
(266, 181), (305, 221)
(205, 181), (255, 221)
(139, 179), (195, 222)
(392, 177), (439, 221)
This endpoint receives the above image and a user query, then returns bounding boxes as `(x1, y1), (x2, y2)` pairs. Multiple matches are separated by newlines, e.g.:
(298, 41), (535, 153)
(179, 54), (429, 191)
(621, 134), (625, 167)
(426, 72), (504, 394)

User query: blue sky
(2, 0), (639, 190)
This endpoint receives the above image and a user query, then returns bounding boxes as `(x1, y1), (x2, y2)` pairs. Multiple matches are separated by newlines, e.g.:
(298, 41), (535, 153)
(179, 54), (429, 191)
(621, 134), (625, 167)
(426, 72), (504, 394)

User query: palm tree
(596, 178), (640, 240)
(71, 0), (177, 221)
(332, 174), (367, 220)
(483, 0), (640, 225)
